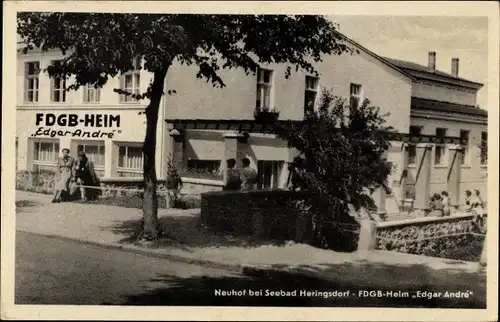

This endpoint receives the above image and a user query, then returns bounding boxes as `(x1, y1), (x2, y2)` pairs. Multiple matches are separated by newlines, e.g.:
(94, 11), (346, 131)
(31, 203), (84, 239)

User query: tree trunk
(141, 68), (168, 241)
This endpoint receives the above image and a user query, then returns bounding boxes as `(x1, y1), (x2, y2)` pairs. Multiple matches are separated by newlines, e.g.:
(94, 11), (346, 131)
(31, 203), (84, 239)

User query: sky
(329, 15), (489, 109)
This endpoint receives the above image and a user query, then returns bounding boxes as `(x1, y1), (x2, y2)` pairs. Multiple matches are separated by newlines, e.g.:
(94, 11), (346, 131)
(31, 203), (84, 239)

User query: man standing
(223, 158), (242, 191)
(240, 157), (258, 191)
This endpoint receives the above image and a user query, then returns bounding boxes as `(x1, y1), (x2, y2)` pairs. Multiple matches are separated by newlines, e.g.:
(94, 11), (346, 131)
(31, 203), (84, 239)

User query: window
(304, 76), (319, 114)
(434, 128), (447, 165)
(77, 143), (105, 167)
(407, 126), (422, 165)
(350, 83), (363, 108)
(256, 68), (273, 110)
(480, 131), (487, 165)
(24, 62), (40, 103)
(186, 159), (222, 179)
(33, 140), (60, 163)
(459, 130), (470, 165)
(120, 58), (141, 103)
(83, 83), (101, 103)
(257, 161), (284, 189)
(118, 145), (143, 170)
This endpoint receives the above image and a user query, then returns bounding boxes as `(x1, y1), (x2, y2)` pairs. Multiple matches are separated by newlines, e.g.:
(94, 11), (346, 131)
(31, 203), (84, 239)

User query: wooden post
(414, 143), (433, 213)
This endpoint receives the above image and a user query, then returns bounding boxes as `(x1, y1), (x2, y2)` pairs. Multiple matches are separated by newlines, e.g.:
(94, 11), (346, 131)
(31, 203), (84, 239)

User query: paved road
(15, 231), (486, 308)
(15, 231), (238, 305)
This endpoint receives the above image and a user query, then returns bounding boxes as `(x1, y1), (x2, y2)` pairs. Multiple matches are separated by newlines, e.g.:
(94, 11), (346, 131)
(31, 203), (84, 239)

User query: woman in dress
(429, 193), (444, 217)
(52, 148), (74, 203)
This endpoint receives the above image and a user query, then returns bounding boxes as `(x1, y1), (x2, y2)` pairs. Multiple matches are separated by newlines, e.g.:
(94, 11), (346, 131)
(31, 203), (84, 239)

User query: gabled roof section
(411, 97), (487, 117)
(383, 57), (483, 90)
(335, 32), (417, 81)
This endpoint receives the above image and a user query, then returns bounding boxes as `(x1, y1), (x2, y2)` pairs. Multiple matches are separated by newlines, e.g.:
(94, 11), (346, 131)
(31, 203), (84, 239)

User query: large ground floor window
(185, 159), (222, 180)
(117, 143), (143, 177)
(32, 138), (60, 165)
(257, 160), (284, 189)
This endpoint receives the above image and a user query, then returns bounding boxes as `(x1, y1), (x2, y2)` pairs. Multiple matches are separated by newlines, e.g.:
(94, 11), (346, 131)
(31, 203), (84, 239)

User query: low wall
(201, 189), (313, 242)
(373, 213), (487, 260)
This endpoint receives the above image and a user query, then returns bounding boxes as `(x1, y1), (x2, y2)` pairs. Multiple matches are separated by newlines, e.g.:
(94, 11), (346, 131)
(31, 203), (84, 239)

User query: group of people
(162, 157), (259, 208)
(428, 189), (485, 217)
(223, 157), (259, 191)
(52, 149), (100, 203)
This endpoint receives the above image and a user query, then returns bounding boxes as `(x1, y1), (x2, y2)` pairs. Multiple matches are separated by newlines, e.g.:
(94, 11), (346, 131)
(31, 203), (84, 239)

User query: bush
(273, 89), (395, 250)
(16, 169), (56, 194)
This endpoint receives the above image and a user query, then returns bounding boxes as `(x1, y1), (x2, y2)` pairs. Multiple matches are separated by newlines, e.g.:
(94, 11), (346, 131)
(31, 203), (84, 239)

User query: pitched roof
(383, 57), (483, 90)
(411, 97), (487, 117)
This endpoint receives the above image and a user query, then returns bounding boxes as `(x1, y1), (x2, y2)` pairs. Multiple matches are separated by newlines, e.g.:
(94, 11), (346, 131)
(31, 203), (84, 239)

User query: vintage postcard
(1, 1), (498, 321)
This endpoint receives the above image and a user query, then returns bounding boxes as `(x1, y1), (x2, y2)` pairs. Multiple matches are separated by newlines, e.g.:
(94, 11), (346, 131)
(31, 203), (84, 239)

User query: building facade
(16, 36), (488, 214)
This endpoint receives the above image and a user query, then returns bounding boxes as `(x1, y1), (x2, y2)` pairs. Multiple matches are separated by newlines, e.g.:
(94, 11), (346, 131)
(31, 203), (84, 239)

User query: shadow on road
(119, 262), (486, 308)
(106, 213), (289, 249)
(15, 200), (42, 212)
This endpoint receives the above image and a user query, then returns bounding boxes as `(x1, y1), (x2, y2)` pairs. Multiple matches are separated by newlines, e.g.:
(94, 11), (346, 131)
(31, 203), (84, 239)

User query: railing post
(357, 220), (377, 251)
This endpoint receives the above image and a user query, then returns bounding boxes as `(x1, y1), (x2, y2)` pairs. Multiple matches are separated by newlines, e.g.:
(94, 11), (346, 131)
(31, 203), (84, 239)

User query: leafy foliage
(18, 13), (355, 96)
(17, 13), (355, 240)
(273, 89), (395, 248)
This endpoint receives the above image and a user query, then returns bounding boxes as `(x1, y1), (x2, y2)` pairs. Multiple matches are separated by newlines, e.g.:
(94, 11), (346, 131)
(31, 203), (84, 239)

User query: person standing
(240, 157), (258, 191)
(441, 191), (450, 216)
(464, 190), (473, 212)
(52, 148), (75, 203)
(429, 193), (444, 217)
(72, 151), (99, 202)
(223, 158), (242, 191)
(166, 168), (183, 208)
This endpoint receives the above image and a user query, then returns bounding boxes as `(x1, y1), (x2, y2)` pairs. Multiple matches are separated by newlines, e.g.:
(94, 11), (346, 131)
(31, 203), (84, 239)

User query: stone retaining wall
(372, 213), (487, 259)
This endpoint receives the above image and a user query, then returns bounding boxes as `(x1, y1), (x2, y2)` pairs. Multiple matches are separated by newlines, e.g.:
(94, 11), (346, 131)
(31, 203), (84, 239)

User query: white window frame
(32, 138), (60, 165)
(83, 83), (101, 103)
(304, 75), (319, 113)
(459, 129), (471, 166)
(117, 143), (143, 173)
(76, 141), (106, 169)
(24, 61), (40, 103)
(256, 68), (274, 111)
(349, 83), (363, 108)
(434, 128), (447, 166)
(120, 58), (141, 103)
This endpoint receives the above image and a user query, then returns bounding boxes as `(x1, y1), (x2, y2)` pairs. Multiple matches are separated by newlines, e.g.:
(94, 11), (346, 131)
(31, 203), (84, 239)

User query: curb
(17, 229), (241, 273)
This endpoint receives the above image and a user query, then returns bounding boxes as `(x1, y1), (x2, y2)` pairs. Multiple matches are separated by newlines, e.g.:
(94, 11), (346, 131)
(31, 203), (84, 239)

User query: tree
(273, 89), (395, 250)
(17, 13), (355, 242)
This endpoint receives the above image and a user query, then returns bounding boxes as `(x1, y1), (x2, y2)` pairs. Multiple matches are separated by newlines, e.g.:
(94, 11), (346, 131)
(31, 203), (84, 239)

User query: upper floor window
(24, 61), (40, 103)
(83, 83), (101, 103)
(459, 130), (470, 165)
(350, 83), (363, 108)
(49, 61), (67, 103)
(434, 128), (447, 165)
(480, 131), (487, 165)
(120, 57), (141, 103)
(408, 126), (422, 165)
(256, 68), (273, 110)
(33, 139), (60, 164)
(304, 76), (319, 115)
